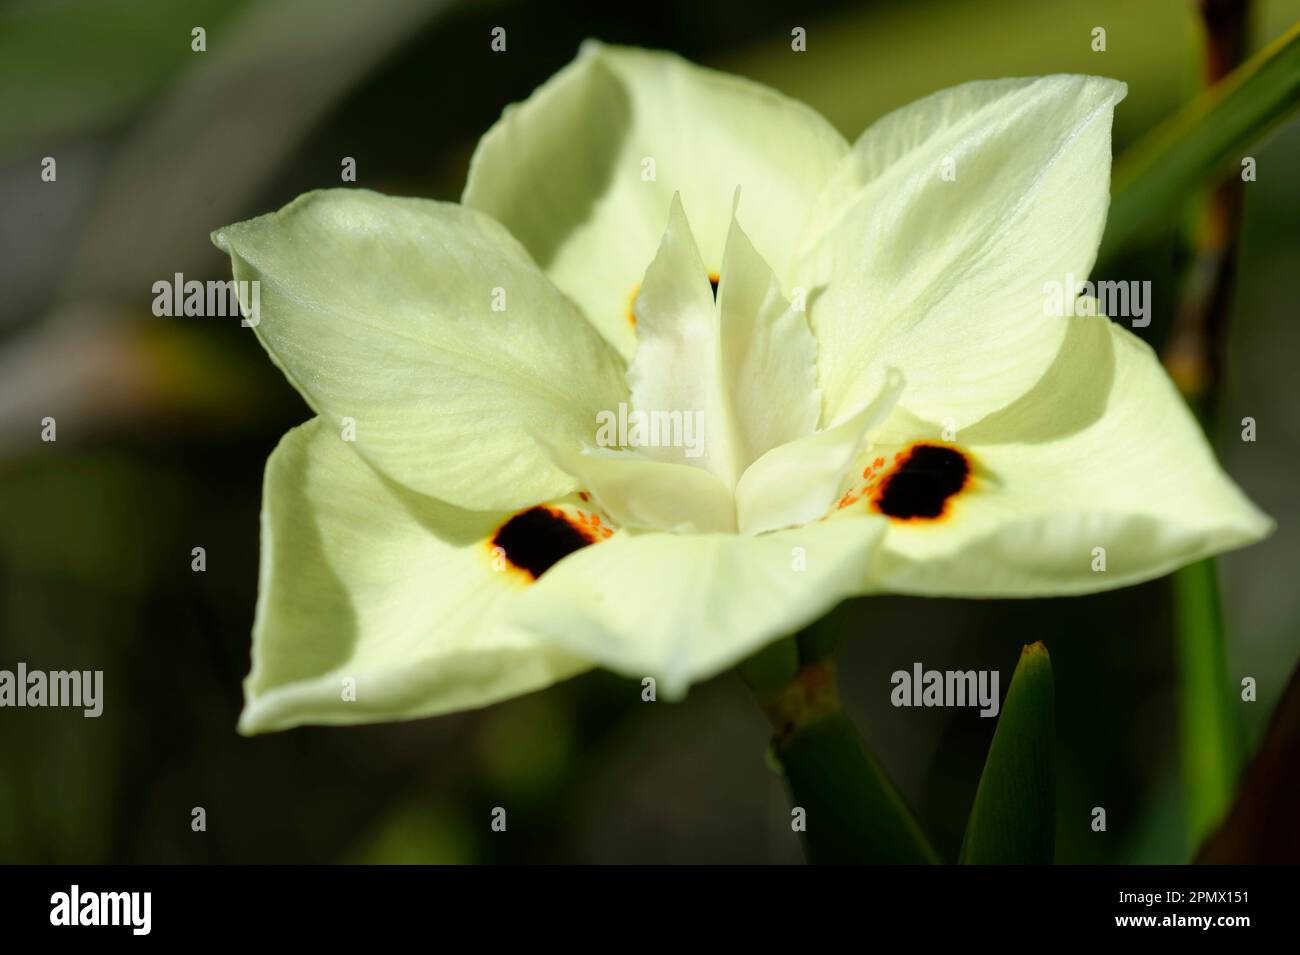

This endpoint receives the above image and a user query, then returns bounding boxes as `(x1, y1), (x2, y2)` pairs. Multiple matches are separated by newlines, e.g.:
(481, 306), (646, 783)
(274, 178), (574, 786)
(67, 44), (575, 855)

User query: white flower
(213, 43), (1271, 733)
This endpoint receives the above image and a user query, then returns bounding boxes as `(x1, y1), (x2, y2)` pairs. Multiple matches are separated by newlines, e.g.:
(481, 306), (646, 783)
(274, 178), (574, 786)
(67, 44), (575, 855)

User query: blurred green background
(0, 0), (1297, 863)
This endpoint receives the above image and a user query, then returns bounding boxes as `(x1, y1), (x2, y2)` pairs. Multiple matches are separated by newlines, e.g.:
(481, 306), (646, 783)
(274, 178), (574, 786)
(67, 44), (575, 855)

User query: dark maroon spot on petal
(709, 272), (720, 299)
(873, 444), (970, 521)
(493, 506), (595, 580)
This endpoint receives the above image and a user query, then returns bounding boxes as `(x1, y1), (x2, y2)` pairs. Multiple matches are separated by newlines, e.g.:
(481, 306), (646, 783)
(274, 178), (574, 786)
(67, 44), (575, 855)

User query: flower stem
(1173, 557), (1239, 846)
(1163, 0), (1250, 854)
(743, 639), (939, 864)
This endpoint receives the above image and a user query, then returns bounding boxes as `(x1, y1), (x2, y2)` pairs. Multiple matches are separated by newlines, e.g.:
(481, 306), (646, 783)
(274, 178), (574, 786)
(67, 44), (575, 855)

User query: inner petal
(627, 193), (744, 484)
(715, 198), (821, 469)
(736, 368), (903, 534)
(540, 442), (735, 534)
(627, 193), (821, 489)
(628, 271), (720, 328)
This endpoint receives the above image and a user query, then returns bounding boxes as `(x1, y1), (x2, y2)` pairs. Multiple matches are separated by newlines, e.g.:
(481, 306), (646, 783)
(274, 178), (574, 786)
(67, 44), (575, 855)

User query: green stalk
(1173, 557), (1239, 845)
(1159, 0), (1251, 855)
(775, 703), (940, 864)
(743, 638), (939, 864)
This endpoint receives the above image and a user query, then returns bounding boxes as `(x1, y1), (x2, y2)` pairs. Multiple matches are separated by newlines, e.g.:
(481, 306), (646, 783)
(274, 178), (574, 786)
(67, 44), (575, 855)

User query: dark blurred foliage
(0, 0), (1297, 863)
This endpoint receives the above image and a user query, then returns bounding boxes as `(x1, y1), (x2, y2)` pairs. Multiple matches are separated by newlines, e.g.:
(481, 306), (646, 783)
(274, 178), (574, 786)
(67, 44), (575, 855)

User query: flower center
(550, 194), (903, 537)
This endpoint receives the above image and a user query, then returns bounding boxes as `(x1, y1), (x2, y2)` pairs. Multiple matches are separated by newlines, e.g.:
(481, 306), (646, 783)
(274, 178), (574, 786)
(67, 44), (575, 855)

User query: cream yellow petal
(464, 42), (849, 358)
(509, 519), (887, 698)
(799, 75), (1127, 431)
(841, 315), (1272, 596)
(241, 418), (589, 733)
(213, 189), (626, 511)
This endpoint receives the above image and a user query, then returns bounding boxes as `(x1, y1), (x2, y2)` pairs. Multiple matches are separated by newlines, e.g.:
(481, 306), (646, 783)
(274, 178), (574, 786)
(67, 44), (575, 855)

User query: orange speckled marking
(572, 509), (614, 542)
(839, 459), (888, 512)
(627, 283), (641, 329)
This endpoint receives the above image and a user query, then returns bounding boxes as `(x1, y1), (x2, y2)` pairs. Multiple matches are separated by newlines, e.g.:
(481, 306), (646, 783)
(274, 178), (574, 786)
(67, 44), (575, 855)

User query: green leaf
(1100, 21), (1300, 261)
(960, 642), (1056, 864)
(776, 709), (939, 864)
